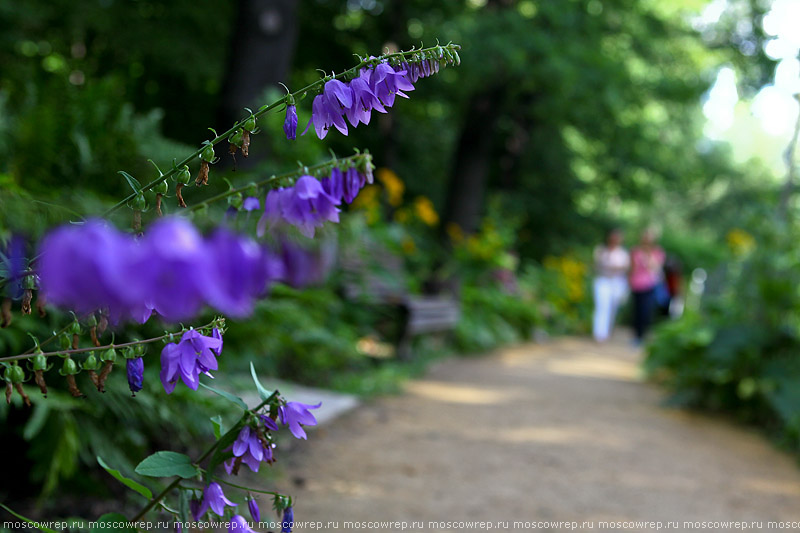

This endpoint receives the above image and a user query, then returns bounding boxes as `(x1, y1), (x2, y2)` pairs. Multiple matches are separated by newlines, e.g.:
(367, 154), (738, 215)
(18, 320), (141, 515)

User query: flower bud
(86, 314), (98, 327)
(100, 347), (117, 363)
(228, 193), (244, 210)
(59, 333), (71, 350)
(83, 352), (99, 371)
(70, 320), (81, 335)
(229, 129), (244, 148)
(201, 144), (215, 163)
(11, 364), (25, 384)
(61, 357), (78, 376)
(244, 115), (257, 132)
(33, 353), (47, 371)
(23, 275), (37, 290)
(154, 179), (169, 195)
(177, 165), (192, 185)
(132, 193), (147, 211)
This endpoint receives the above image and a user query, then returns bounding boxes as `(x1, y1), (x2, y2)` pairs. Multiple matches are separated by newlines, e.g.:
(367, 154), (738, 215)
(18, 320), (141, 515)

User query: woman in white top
(592, 229), (630, 342)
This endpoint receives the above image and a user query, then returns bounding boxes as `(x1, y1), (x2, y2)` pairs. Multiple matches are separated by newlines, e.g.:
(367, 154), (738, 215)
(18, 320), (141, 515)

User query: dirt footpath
(278, 337), (800, 532)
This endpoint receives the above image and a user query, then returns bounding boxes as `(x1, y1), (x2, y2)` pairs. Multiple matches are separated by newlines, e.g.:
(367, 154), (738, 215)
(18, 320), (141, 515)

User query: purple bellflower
(281, 506), (294, 533)
(202, 229), (269, 317)
(224, 425), (273, 474)
(280, 176), (340, 238)
(38, 220), (135, 320)
(159, 328), (223, 394)
(321, 167), (344, 205)
(199, 482), (237, 517)
(229, 515), (257, 533)
(190, 497), (203, 521)
(248, 497), (261, 523)
(344, 75), (384, 127)
(279, 401), (322, 440)
(369, 62), (415, 108)
(126, 357), (144, 395)
(242, 197), (261, 211)
(283, 104), (298, 140)
(343, 167), (366, 204)
(130, 217), (208, 322)
(1, 236), (27, 299)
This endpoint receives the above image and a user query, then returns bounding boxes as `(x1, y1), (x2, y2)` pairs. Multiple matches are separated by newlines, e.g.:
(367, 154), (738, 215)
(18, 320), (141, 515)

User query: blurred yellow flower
(401, 237), (417, 254)
(414, 196), (439, 226)
(447, 222), (464, 243)
(726, 228), (755, 256)
(352, 184), (380, 210)
(377, 168), (405, 207)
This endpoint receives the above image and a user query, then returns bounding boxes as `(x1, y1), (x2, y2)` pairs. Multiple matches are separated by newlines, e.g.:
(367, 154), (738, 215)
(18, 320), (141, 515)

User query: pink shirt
(629, 246), (665, 291)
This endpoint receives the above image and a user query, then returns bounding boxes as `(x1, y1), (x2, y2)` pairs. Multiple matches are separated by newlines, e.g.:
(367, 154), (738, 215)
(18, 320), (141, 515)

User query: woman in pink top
(629, 228), (665, 343)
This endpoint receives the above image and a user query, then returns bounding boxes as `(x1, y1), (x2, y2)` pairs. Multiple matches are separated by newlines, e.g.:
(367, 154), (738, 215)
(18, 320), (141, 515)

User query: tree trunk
(217, 0), (298, 167)
(441, 88), (503, 235)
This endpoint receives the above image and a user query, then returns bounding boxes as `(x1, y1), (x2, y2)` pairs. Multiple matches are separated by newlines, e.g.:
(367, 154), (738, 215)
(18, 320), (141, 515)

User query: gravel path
(277, 337), (800, 532)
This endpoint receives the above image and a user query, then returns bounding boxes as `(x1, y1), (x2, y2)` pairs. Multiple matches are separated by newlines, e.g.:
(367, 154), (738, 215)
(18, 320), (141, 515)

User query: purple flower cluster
(257, 166), (372, 239)
(305, 62), (415, 140)
(37, 217), (334, 323)
(160, 328), (223, 394)
(224, 423), (275, 474)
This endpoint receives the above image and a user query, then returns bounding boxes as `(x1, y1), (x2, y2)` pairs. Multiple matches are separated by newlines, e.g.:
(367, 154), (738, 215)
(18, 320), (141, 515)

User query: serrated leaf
(134, 451), (198, 479)
(91, 513), (136, 533)
(250, 362), (273, 402)
(0, 503), (59, 532)
(118, 171), (142, 194)
(210, 415), (223, 439)
(199, 382), (248, 410)
(97, 456), (153, 499)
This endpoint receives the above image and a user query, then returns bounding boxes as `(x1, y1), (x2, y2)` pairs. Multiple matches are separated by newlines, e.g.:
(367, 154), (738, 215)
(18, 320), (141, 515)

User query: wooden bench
(339, 247), (460, 360)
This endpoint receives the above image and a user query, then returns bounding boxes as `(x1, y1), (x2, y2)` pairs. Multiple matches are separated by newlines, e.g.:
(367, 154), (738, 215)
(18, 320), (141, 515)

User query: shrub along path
(276, 336), (800, 531)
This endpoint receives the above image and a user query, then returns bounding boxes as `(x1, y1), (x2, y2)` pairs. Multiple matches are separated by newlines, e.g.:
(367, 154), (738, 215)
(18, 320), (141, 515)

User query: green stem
(131, 389), (280, 522)
(102, 43), (459, 218)
(0, 320), (216, 363)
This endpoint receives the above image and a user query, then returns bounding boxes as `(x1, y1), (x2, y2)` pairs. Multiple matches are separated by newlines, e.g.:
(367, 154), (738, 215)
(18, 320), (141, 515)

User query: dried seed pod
(230, 455), (243, 476)
(155, 194), (163, 216)
(196, 160), (210, 186)
(14, 383), (31, 407)
(72, 334), (79, 350)
(90, 326), (100, 347)
(176, 183), (187, 208)
(65, 374), (83, 398)
(34, 370), (48, 397)
(97, 314), (108, 337)
(241, 130), (250, 157)
(21, 289), (32, 315)
(97, 360), (114, 392)
(5, 382), (11, 404)
(36, 292), (46, 317)
(1, 298), (11, 328)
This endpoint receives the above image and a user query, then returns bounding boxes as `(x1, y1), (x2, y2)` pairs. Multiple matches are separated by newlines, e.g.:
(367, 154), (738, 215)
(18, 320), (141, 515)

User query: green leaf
(118, 171), (142, 193)
(210, 415), (223, 439)
(250, 362), (273, 402)
(134, 451), (198, 479)
(97, 456), (153, 499)
(90, 513), (136, 533)
(0, 503), (59, 533)
(199, 382), (248, 410)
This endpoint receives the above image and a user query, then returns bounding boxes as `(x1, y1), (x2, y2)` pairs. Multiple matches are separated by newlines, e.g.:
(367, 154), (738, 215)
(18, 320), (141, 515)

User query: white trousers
(593, 276), (628, 341)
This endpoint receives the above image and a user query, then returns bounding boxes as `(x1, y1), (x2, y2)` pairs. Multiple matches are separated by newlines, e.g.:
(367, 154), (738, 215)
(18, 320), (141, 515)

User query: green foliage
(645, 220), (800, 453)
